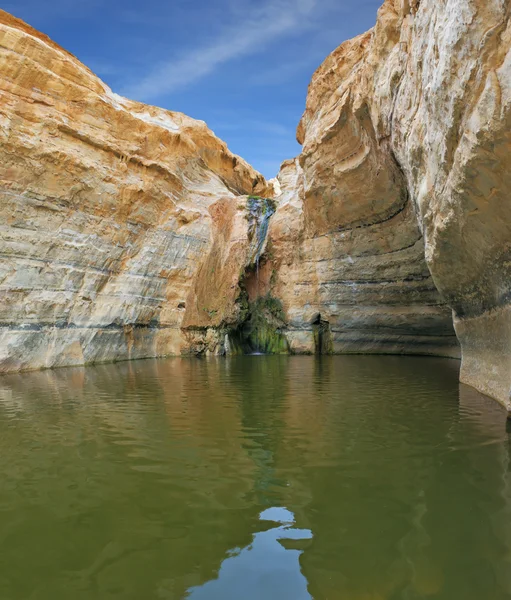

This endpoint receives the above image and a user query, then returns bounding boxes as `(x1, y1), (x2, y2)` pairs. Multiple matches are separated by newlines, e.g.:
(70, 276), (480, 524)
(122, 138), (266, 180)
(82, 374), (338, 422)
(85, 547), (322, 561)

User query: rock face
(266, 27), (459, 359)
(267, 0), (511, 409)
(386, 0), (511, 410)
(0, 10), (272, 371)
(2, 3), (511, 411)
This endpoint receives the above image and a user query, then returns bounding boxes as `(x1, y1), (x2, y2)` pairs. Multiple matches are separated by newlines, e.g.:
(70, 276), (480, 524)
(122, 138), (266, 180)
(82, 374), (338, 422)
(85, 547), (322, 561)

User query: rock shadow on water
(184, 507), (313, 600)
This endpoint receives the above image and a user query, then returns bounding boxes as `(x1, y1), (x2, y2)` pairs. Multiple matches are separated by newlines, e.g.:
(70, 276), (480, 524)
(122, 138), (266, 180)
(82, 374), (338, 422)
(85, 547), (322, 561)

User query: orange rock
(0, 9), (272, 371)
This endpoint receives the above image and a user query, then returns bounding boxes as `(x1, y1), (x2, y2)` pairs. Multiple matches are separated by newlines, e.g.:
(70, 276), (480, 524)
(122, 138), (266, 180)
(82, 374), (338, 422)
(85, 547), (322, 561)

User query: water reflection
(186, 507), (312, 600)
(0, 356), (510, 599)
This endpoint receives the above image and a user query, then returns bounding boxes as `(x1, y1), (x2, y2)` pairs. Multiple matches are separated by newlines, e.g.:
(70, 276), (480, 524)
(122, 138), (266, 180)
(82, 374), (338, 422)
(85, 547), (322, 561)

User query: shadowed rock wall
(267, 0), (511, 409)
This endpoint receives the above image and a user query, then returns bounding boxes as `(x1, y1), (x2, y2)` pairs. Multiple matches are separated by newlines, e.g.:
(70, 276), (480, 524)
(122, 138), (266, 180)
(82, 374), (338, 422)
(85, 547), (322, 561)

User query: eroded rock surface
(0, 10), (272, 371)
(266, 21), (460, 359)
(268, 0), (511, 408)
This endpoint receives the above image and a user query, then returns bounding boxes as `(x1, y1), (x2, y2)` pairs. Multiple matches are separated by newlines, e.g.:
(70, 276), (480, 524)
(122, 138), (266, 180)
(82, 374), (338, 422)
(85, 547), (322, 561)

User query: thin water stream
(246, 196), (275, 271)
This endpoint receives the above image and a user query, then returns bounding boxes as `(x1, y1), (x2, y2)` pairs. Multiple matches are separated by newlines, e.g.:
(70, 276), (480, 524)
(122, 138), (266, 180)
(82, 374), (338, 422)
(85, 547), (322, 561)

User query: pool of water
(0, 356), (510, 599)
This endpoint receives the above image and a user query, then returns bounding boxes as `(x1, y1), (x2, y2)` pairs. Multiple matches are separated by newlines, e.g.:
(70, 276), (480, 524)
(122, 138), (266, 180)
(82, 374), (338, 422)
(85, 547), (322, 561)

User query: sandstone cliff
(267, 0), (511, 409)
(0, 10), (272, 371)
(265, 16), (459, 360)
(2, 2), (511, 411)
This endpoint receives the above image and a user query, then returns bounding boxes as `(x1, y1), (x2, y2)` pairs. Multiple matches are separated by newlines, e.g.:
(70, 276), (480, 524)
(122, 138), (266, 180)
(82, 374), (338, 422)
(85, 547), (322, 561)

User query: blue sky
(5, 0), (382, 178)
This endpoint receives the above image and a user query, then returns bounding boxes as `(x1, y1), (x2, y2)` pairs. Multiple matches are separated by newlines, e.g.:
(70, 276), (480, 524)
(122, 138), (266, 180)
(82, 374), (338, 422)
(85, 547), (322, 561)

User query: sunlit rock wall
(0, 10), (272, 371)
(3, 0), (511, 413)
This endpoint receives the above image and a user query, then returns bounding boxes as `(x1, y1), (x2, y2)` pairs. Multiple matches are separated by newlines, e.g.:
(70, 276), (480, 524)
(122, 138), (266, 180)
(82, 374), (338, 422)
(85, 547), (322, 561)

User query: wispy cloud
(121, 0), (319, 101)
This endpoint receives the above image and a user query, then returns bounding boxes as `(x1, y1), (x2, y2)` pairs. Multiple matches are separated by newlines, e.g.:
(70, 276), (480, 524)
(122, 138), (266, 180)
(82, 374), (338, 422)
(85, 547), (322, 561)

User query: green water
(0, 356), (510, 600)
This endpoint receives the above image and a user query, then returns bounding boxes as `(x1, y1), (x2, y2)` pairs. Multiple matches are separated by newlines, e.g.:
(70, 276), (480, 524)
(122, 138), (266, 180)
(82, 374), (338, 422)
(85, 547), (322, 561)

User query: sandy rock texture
(0, 10), (272, 371)
(267, 28), (459, 360)
(269, 0), (511, 408)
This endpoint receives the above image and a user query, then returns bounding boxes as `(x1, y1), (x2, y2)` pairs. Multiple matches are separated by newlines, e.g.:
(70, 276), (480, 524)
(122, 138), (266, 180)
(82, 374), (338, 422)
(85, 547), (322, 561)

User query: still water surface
(0, 356), (511, 599)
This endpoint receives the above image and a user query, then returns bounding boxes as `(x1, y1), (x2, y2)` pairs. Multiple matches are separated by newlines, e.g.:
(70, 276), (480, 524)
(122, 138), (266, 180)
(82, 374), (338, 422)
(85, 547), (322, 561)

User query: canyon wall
(2, 3), (511, 410)
(267, 116), (459, 359)
(0, 10), (272, 371)
(267, 0), (511, 408)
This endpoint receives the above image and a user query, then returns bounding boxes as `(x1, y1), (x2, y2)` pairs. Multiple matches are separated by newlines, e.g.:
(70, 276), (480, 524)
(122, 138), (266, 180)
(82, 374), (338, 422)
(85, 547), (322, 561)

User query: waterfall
(225, 195), (287, 356)
(224, 333), (231, 356)
(247, 196), (276, 269)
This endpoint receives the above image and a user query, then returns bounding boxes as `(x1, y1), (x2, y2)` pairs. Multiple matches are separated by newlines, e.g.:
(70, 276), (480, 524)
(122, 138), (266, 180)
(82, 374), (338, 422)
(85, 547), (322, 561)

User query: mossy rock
(227, 293), (289, 354)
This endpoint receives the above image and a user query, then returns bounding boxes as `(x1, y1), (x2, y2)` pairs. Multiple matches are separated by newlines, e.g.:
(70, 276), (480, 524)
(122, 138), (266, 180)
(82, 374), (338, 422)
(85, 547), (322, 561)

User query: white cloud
(120, 0), (319, 101)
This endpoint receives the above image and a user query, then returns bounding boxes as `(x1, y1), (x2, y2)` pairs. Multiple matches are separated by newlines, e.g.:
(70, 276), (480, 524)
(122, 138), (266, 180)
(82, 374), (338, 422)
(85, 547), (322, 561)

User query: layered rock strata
(267, 144), (459, 358)
(267, 0), (511, 408)
(2, 2), (511, 411)
(0, 10), (272, 371)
